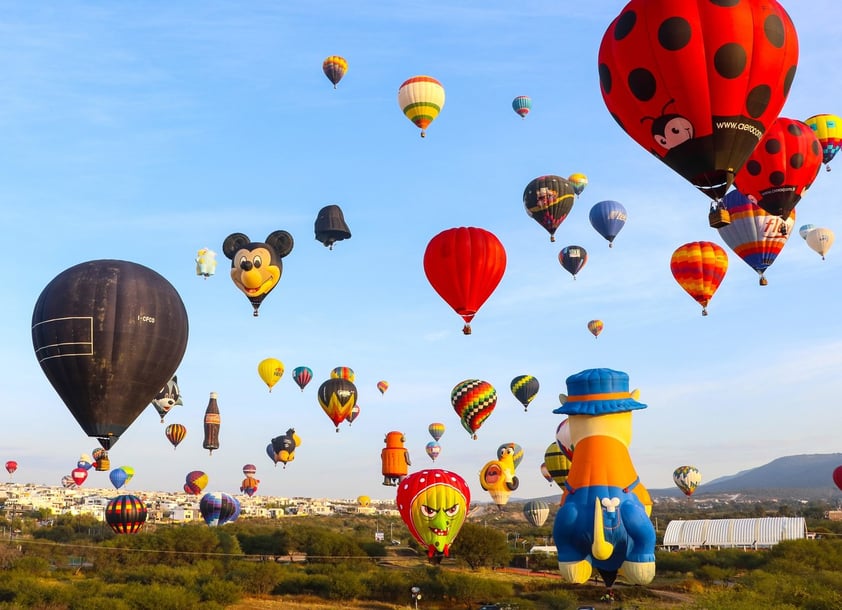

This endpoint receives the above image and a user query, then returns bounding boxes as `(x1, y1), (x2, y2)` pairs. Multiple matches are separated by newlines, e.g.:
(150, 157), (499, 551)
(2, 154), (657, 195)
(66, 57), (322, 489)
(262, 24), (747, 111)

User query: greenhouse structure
(662, 517), (807, 550)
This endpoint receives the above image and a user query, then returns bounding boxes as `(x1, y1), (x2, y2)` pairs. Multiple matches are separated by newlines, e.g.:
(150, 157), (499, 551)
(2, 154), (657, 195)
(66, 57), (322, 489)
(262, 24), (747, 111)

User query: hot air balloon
(398, 75), (445, 138)
(258, 358), (285, 392)
(555, 418), (574, 460)
(110, 467), (129, 490)
(105, 494), (147, 534)
(77, 454), (93, 471)
(424, 227), (507, 335)
(451, 379), (496, 439)
(315, 205), (351, 250)
(523, 175), (576, 242)
(717, 189), (795, 285)
(833, 466), (842, 492)
(243, 464), (257, 477)
(61, 475), (76, 489)
(568, 173), (588, 197)
(540, 462), (553, 484)
(345, 404), (361, 425)
(71, 467), (88, 487)
(195, 248), (217, 279)
(92, 448), (109, 472)
(31, 260), (189, 449)
(510, 375), (539, 412)
(222, 231), (294, 317)
(270, 428), (301, 468)
(589, 200), (627, 248)
(512, 95), (532, 119)
(357, 495), (371, 507)
(377, 380), (389, 395)
(587, 320), (604, 339)
(202, 392), (221, 454)
(544, 442), (572, 490)
(735, 117), (823, 222)
(151, 375), (183, 423)
(425, 441), (441, 462)
(428, 423), (445, 442)
(382, 431), (411, 486)
(672, 465), (702, 497)
(240, 476), (260, 497)
(799, 223), (817, 239)
(292, 366), (313, 391)
(322, 55), (348, 88)
(331, 366), (355, 382)
(318, 378), (357, 432)
(200, 492), (240, 526)
(805, 227), (835, 260)
(396, 469), (470, 560)
(121, 466), (135, 486)
(598, 0), (799, 204)
(184, 470), (208, 495)
(480, 443), (521, 508)
(670, 241), (729, 316)
(805, 113), (842, 171)
(165, 423), (187, 449)
(523, 500), (550, 527)
(5, 461), (17, 478)
(559, 245), (587, 279)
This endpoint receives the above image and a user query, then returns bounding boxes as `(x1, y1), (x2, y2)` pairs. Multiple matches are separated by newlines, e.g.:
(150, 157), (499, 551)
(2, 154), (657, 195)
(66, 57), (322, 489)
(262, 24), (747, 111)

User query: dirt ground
(228, 598), (404, 609)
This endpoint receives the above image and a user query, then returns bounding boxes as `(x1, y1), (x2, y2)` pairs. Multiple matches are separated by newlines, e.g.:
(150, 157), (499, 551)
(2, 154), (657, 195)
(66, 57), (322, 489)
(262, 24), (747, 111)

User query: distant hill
(649, 453), (842, 500)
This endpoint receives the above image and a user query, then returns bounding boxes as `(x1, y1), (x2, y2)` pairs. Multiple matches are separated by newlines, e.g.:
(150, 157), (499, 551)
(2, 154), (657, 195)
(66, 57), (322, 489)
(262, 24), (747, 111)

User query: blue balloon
(589, 200), (627, 247)
(109, 467), (129, 489)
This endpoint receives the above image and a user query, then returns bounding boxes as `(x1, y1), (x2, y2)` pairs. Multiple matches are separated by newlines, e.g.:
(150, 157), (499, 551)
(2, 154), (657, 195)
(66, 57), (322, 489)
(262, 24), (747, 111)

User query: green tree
(449, 522), (511, 569)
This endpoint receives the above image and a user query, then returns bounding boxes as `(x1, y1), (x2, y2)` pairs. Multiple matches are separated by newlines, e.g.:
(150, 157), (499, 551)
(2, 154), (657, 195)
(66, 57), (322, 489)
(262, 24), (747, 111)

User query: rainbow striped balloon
(670, 241), (728, 316)
(398, 75), (445, 138)
(451, 379), (496, 439)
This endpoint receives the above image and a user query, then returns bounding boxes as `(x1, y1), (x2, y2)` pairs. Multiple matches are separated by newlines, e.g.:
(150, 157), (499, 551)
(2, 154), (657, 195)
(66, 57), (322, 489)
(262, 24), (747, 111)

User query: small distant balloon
(805, 227), (835, 260)
(670, 241), (728, 316)
(587, 319), (603, 338)
(322, 55), (348, 88)
(523, 500), (550, 527)
(292, 366), (313, 391)
(673, 465), (702, 497)
(258, 358), (285, 392)
(425, 441), (441, 461)
(559, 245), (588, 279)
(315, 205), (351, 250)
(589, 200), (627, 247)
(428, 422), (445, 442)
(510, 375), (539, 412)
(568, 173), (588, 196)
(110, 467), (129, 490)
(71, 467), (88, 487)
(195, 248), (217, 278)
(799, 224), (817, 240)
(331, 366), (356, 382)
(345, 404), (361, 425)
(398, 75), (445, 138)
(377, 380), (389, 395)
(106, 494), (147, 534)
(165, 423), (187, 449)
(451, 379), (496, 439)
(512, 95), (531, 119)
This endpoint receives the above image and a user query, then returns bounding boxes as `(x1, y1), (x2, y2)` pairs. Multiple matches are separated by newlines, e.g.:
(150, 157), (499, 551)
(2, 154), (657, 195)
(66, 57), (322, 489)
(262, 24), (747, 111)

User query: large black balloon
(31, 260), (188, 449)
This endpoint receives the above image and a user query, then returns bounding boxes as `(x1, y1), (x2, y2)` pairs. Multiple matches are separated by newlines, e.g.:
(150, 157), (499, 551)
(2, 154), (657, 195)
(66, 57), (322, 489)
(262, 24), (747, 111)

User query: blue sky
(3, 1), (842, 503)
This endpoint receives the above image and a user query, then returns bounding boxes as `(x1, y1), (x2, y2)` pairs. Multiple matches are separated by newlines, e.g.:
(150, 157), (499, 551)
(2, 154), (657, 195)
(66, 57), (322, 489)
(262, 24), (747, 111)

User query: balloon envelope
(398, 75), (445, 137)
(257, 358), (285, 392)
(589, 200), (627, 247)
(673, 465), (702, 497)
(322, 55), (348, 88)
(805, 228), (835, 260)
(165, 423), (187, 449)
(598, 0), (799, 201)
(292, 366), (313, 391)
(510, 375), (539, 411)
(110, 467), (129, 490)
(317, 378), (358, 431)
(670, 242), (728, 316)
(31, 260), (189, 449)
(805, 113), (842, 169)
(451, 379), (496, 439)
(512, 95), (532, 118)
(428, 423), (445, 442)
(5, 461), (17, 475)
(200, 492), (240, 526)
(425, 441), (441, 461)
(523, 175), (576, 242)
(523, 500), (550, 527)
(559, 246), (587, 278)
(105, 494), (147, 534)
(424, 227), (507, 334)
(587, 320), (604, 338)
(833, 466), (842, 492)
(184, 470), (208, 495)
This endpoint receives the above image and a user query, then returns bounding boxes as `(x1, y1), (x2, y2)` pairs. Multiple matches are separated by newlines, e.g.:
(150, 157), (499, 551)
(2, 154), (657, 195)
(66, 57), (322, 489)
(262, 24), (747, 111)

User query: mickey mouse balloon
(598, 0), (798, 202)
(222, 231), (294, 317)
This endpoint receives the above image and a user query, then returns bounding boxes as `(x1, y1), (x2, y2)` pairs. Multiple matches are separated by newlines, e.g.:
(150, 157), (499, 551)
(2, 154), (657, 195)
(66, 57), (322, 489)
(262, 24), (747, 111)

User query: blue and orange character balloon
(381, 431), (411, 486)
(222, 231), (294, 317)
(396, 468), (470, 561)
(553, 368), (655, 589)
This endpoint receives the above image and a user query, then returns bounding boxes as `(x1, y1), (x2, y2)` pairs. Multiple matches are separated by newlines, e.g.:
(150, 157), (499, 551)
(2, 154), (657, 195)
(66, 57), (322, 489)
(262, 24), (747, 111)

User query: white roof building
(663, 517), (807, 550)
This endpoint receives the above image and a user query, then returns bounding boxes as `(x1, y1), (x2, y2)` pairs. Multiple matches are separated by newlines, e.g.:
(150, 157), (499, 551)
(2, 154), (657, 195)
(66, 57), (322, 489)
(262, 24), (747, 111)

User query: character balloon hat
(554, 368), (645, 416)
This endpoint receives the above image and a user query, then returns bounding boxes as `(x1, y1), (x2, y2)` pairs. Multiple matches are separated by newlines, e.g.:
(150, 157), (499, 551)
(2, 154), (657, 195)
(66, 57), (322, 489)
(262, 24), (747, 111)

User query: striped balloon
(587, 319), (604, 338)
(105, 494), (147, 534)
(184, 470), (208, 495)
(670, 241), (728, 316)
(165, 423), (187, 449)
(322, 55), (348, 88)
(544, 442), (571, 490)
(717, 189), (794, 285)
(510, 375), (539, 412)
(428, 422), (445, 442)
(451, 379), (496, 439)
(330, 366), (355, 383)
(292, 366), (313, 391)
(512, 95), (532, 118)
(398, 75), (445, 138)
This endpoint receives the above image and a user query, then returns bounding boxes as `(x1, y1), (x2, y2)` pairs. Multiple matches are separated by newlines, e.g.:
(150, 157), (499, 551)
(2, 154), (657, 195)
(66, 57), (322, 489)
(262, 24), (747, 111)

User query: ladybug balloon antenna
(640, 98), (676, 124)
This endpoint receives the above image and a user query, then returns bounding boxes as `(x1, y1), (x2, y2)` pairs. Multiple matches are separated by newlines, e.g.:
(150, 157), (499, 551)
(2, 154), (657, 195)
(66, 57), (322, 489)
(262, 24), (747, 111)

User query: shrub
(198, 578), (242, 605)
(119, 582), (202, 609)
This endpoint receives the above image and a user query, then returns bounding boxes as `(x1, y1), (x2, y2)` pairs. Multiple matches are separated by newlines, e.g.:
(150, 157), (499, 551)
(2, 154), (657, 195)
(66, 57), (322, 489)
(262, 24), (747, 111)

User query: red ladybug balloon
(734, 117), (823, 224)
(598, 0), (798, 201)
(423, 227), (506, 335)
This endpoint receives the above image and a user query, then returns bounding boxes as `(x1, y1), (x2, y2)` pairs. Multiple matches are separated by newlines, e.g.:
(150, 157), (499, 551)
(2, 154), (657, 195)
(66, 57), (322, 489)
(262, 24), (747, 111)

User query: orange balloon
(670, 242), (728, 316)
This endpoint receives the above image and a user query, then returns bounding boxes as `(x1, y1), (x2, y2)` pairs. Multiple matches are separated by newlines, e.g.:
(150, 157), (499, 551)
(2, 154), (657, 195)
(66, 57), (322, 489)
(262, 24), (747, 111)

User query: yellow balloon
(258, 358), (285, 392)
(398, 75), (445, 138)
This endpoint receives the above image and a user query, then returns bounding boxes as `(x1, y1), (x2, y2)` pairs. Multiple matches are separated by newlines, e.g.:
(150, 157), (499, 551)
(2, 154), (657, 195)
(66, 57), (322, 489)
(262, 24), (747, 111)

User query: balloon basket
(708, 208), (730, 228)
